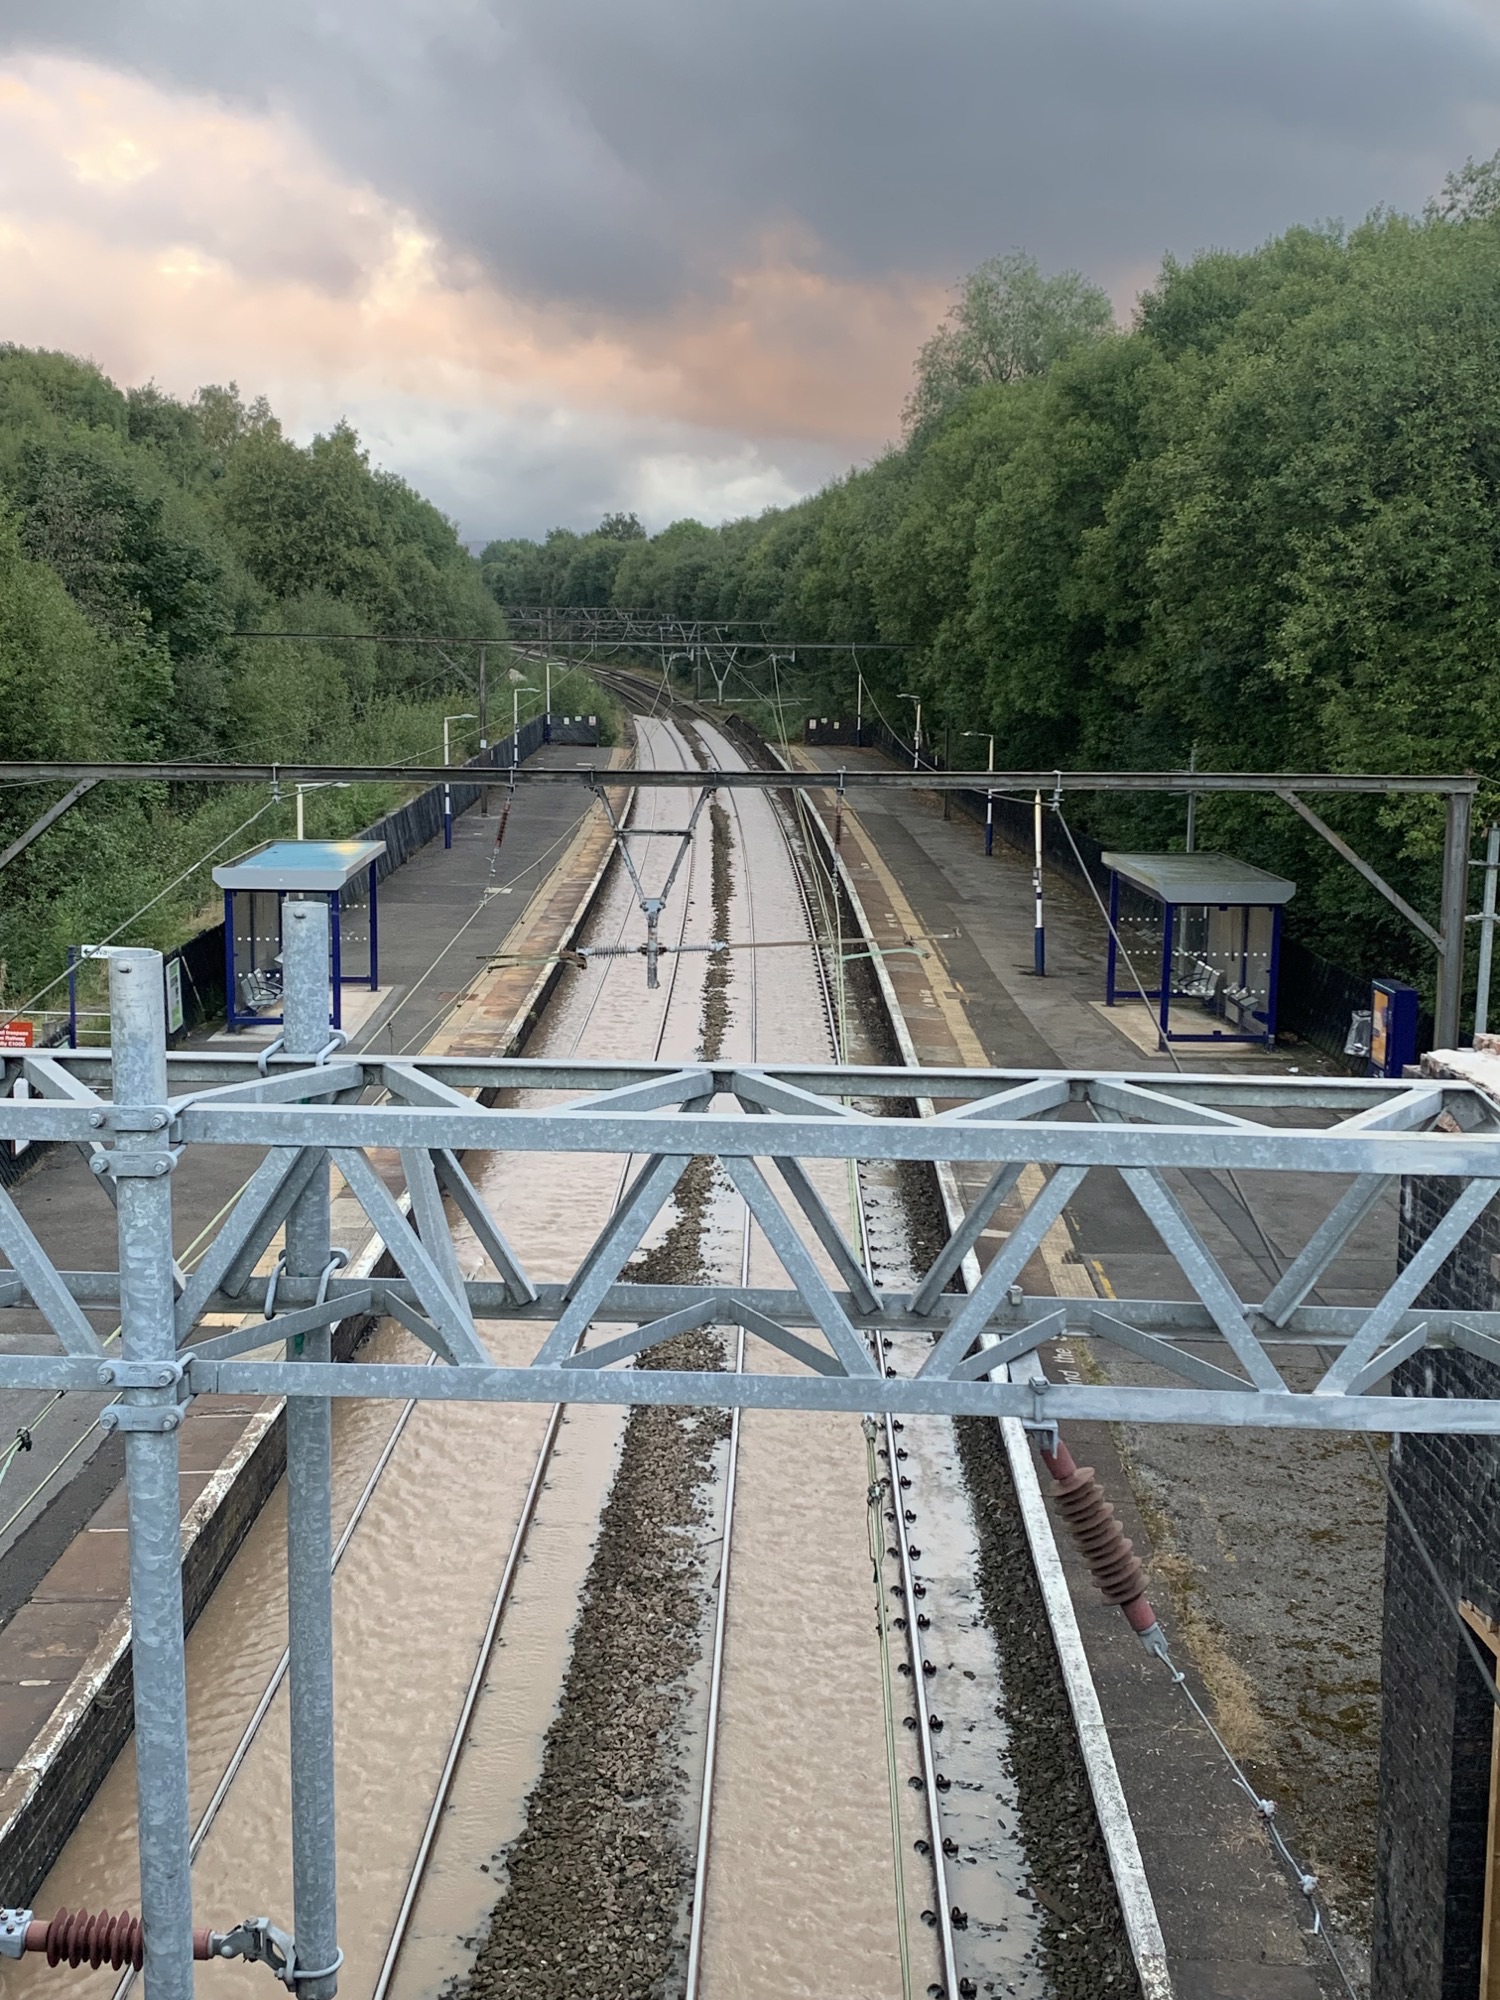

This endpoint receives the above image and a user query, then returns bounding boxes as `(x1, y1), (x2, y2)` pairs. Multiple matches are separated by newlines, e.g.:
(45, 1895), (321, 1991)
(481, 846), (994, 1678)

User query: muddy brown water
(687, 736), (938, 1999)
(16, 715), (1053, 2000)
(9, 723), (703, 1999)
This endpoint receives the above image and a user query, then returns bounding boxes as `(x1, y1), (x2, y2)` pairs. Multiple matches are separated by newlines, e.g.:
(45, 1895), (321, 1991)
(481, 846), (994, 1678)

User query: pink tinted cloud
(0, 55), (940, 470)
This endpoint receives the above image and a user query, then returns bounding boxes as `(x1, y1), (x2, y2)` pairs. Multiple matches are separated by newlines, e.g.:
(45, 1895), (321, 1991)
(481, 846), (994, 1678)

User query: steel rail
(610, 690), (946, 1996)
(682, 719), (756, 2000)
(778, 746), (963, 2000)
(674, 697), (959, 1993)
(371, 710), (710, 1995)
(110, 710), (697, 2000)
(109, 1353), (432, 2000)
(368, 1403), (560, 2000)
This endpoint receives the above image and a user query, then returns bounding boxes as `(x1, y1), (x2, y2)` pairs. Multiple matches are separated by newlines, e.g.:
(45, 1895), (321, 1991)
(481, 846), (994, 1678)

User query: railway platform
(0, 747), (625, 1898)
(797, 740), (1379, 1996)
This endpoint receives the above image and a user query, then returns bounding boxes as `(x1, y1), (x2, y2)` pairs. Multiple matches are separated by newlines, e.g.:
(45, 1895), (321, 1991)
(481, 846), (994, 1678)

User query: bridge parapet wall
(1376, 1041), (1500, 1999)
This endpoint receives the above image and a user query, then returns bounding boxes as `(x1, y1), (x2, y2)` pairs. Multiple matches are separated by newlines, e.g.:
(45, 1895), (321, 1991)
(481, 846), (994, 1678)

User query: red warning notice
(0, 1023), (35, 1049)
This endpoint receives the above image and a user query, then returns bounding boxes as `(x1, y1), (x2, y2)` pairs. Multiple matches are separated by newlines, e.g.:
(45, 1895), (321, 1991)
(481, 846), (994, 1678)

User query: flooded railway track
(12, 692), (1098, 2000)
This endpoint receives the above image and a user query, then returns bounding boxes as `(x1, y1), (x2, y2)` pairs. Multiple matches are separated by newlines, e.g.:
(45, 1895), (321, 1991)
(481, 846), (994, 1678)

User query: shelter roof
(212, 839), (386, 893)
(1101, 850), (1296, 906)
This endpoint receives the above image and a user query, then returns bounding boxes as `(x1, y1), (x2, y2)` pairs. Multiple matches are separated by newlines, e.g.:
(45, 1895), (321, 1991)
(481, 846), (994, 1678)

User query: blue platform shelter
(1102, 850), (1295, 1047)
(212, 839), (386, 1031)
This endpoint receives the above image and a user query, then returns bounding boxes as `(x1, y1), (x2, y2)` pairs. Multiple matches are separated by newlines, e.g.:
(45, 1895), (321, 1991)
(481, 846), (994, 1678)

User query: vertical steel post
(110, 949), (194, 2000)
(1158, 901), (1175, 1046)
(1438, 787), (1473, 1049)
(1185, 744), (1197, 854)
(223, 890), (237, 1031)
(1477, 824), (1500, 1040)
(479, 645), (489, 818)
(329, 894), (342, 1031)
(282, 901), (340, 1999)
(443, 714), (453, 851)
(1032, 790), (1046, 976)
(1106, 871), (1120, 1005)
(367, 862), (380, 994)
(985, 737), (994, 857)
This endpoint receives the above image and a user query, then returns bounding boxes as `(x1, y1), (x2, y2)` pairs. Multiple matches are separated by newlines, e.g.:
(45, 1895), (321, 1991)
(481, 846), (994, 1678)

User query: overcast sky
(1, 0), (1498, 540)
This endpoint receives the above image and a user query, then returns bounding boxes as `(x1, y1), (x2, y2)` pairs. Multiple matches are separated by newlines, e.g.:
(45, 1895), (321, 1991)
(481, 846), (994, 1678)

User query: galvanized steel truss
(7, 980), (1500, 1438)
(7, 915), (1500, 1998)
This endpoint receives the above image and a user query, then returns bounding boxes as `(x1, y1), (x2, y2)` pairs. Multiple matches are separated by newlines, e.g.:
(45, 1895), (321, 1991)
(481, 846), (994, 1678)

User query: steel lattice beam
(5, 1027), (1500, 1432)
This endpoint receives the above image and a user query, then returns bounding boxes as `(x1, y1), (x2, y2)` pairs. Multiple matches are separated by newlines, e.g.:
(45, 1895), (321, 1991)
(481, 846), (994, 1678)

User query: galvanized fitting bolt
(97, 1364), (114, 1385)
(89, 1155), (107, 1174)
(89, 1111), (104, 1128)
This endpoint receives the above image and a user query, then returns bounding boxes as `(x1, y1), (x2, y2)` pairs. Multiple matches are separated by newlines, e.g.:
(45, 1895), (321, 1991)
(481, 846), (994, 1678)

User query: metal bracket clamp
(98, 1360), (184, 1390)
(0, 1909), (31, 1959)
(99, 1402), (190, 1434)
(89, 1149), (179, 1180)
(209, 1916), (343, 1990)
(1023, 1373), (1058, 1447)
(1022, 1416), (1061, 1454)
(86, 1107), (170, 1134)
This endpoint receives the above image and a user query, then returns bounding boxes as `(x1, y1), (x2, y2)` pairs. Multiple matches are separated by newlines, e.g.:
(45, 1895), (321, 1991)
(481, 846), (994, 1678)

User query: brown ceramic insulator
(1047, 1461), (1148, 1609)
(24, 1910), (216, 1969)
(494, 801), (512, 851)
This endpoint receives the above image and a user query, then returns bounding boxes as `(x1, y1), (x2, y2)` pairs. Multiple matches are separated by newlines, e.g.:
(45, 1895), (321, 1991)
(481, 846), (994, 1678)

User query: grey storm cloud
(5, 0), (1500, 316)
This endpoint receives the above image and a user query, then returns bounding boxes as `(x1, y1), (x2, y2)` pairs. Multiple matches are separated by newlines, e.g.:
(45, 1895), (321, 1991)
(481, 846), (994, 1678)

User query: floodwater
(8, 723), (706, 1999)
(14, 713), (1035, 2000)
(689, 727), (937, 2000)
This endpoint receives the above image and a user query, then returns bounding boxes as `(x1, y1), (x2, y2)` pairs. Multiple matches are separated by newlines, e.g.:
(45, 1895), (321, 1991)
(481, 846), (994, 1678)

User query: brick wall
(1374, 1169), (1500, 1998)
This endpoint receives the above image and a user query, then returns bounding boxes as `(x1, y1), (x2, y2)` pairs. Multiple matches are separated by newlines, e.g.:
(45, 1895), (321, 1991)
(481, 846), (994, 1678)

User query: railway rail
(602, 678), (970, 1997)
(11, 682), (1108, 2000)
(368, 715), (711, 1996)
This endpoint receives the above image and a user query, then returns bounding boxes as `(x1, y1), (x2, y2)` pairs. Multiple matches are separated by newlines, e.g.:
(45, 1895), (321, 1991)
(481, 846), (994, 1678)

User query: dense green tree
(481, 196), (1500, 1007)
(0, 351), (529, 1006)
(903, 252), (1116, 435)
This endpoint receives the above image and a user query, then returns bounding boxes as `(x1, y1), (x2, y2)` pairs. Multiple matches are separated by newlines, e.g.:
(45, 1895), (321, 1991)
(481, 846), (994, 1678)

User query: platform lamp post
(900, 692), (923, 770)
(442, 713), (476, 850)
(544, 660), (552, 743)
(963, 732), (995, 856)
(1032, 790), (1046, 977)
(855, 669), (865, 748)
(512, 684), (535, 768)
(294, 782), (349, 842)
